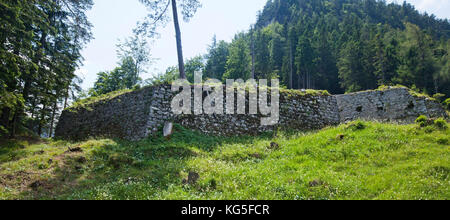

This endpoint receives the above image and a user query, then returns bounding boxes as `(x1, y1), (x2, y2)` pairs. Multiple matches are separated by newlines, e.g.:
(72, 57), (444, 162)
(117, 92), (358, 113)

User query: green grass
(0, 121), (448, 200)
(67, 89), (134, 112)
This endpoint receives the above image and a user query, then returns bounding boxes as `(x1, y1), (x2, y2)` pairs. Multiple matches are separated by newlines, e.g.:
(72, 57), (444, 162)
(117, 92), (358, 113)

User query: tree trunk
(49, 102), (58, 137)
(251, 26), (255, 79)
(1, 108), (11, 135)
(289, 44), (293, 89)
(171, 0), (186, 79)
(64, 87), (69, 109)
(38, 101), (47, 137)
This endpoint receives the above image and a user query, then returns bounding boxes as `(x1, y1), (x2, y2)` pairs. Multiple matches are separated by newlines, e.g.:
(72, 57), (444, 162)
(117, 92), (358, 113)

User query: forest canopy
(195, 0), (450, 96)
(0, 0), (93, 137)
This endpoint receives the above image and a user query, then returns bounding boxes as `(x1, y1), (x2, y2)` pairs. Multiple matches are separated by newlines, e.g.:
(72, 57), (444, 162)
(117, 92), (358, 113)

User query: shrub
(415, 115), (432, 128)
(433, 93), (446, 103)
(424, 126), (435, 133)
(437, 138), (448, 145)
(346, 121), (366, 131)
(434, 118), (448, 130)
(108, 153), (134, 169)
(444, 98), (450, 111)
(0, 125), (8, 138)
(415, 115), (428, 124)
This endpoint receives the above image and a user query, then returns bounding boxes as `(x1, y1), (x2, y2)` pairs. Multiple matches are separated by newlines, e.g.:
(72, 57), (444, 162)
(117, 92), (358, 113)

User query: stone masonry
(55, 85), (447, 141)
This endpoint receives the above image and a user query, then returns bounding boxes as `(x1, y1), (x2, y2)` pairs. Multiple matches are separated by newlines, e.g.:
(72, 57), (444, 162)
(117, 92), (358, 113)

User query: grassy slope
(0, 121), (448, 200)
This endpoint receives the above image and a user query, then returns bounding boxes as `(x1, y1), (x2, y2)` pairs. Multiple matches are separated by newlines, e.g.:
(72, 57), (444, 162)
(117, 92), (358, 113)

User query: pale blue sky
(77, 0), (450, 89)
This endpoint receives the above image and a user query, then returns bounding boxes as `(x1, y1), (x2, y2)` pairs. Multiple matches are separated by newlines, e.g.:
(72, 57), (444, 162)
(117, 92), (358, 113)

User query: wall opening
(356, 106), (363, 112)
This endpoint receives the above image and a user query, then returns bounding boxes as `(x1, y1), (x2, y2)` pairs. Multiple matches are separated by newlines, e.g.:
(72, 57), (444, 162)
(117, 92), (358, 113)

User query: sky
(76, 0), (450, 90)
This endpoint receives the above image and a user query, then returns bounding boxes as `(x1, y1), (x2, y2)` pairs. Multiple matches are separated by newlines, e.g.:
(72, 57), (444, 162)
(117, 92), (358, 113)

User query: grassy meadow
(0, 120), (448, 200)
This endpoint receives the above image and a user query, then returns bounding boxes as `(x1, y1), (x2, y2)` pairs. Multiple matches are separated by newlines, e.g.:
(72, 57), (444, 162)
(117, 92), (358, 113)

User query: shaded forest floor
(0, 121), (448, 200)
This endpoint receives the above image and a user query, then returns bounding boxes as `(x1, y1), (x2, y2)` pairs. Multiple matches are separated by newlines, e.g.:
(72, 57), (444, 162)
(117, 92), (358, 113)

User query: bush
(108, 153), (134, 169)
(434, 118), (448, 130)
(437, 138), (448, 145)
(424, 126), (435, 134)
(444, 98), (450, 111)
(415, 115), (431, 128)
(0, 125), (9, 139)
(346, 121), (366, 131)
(415, 115), (428, 124)
(433, 93), (446, 103)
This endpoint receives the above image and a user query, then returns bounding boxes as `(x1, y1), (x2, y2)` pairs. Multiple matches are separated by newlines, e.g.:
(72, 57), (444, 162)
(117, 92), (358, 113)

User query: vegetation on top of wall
(66, 83), (331, 113)
(280, 88), (330, 97)
(350, 85), (438, 101)
(67, 89), (135, 112)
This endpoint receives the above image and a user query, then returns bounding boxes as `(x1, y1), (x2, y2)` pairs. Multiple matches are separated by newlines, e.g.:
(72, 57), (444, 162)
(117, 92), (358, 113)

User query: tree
(295, 36), (316, 89)
(373, 33), (400, 86)
(0, 0), (93, 137)
(200, 0), (450, 97)
(204, 36), (229, 80)
(338, 41), (366, 92)
(397, 23), (437, 94)
(145, 66), (179, 86)
(117, 32), (152, 86)
(223, 34), (251, 81)
(185, 55), (205, 83)
(138, 0), (201, 79)
(89, 57), (138, 96)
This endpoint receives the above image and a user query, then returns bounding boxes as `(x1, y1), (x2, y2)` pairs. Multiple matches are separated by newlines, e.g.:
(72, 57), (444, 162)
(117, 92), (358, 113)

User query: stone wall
(55, 85), (447, 141)
(335, 88), (447, 123)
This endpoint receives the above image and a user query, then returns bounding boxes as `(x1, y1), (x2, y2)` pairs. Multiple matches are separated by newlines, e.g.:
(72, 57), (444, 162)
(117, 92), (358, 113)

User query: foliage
(222, 33), (251, 81)
(204, 36), (229, 80)
(117, 32), (152, 86)
(138, 0), (202, 79)
(69, 89), (134, 112)
(89, 57), (140, 97)
(415, 115), (429, 124)
(444, 98), (450, 111)
(345, 120), (367, 131)
(0, 0), (93, 137)
(434, 118), (448, 130)
(433, 93), (446, 103)
(0, 122), (448, 200)
(416, 115), (448, 130)
(185, 55), (205, 83)
(202, 0), (450, 97)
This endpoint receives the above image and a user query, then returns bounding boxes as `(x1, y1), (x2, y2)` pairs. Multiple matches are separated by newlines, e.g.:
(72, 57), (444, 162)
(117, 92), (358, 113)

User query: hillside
(1, 120), (448, 200)
(201, 0), (450, 97)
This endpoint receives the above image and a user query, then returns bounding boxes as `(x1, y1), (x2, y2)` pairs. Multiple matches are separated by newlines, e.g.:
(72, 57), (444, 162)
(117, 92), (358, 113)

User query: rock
(183, 172), (200, 185)
(336, 134), (345, 140)
(76, 156), (87, 164)
(68, 147), (83, 153)
(269, 142), (280, 150)
(30, 181), (43, 189)
(163, 122), (173, 138)
(309, 179), (324, 187)
(250, 153), (262, 159)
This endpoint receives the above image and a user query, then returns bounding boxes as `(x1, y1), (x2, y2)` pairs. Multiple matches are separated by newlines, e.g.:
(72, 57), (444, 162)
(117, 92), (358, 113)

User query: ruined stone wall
(55, 85), (339, 140)
(55, 85), (447, 141)
(335, 88), (447, 123)
(55, 85), (168, 140)
(177, 90), (339, 136)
